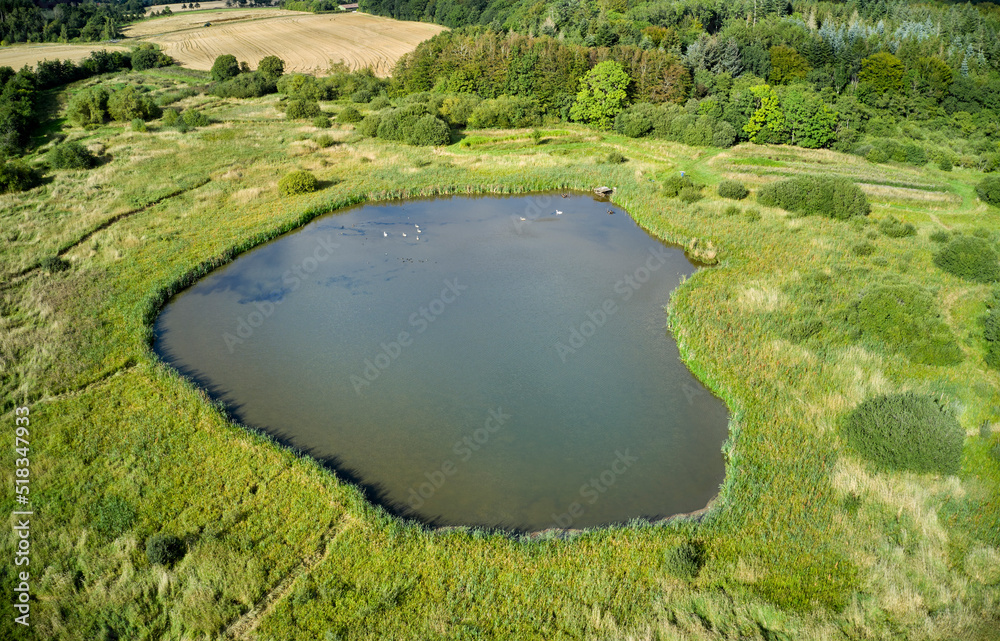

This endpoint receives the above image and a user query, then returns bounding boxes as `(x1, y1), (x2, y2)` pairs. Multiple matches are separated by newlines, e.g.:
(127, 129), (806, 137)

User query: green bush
(351, 89), (373, 103)
(841, 392), (964, 475)
(211, 72), (276, 98)
(723, 205), (741, 217)
(468, 95), (541, 129)
(66, 86), (110, 127)
(40, 256), (69, 273)
(984, 289), (1000, 370)
(358, 111), (382, 137)
(977, 176), (1000, 207)
(131, 118), (147, 132)
(664, 541), (705, 579)
(937, 156), (953, 171)
(745, 208), (762, 222)
(286, 99), (322, 120)
(613, 103), (655, 138)
(278, 170), (319, 196)
(711, 121), (737, 148)
(866, 147), (889, 163)
(878, 216), (916, 238)
(369, 95), (392, 110)
(757, 176), (870, 220)
(605, 151), (627, 164)
(337, 106), (363, 124)
(181, 109), (210, 127)
(210, 54), (240, 81)
(846, 283), (963, 366)
(934, 236), (1000, 283)
(161, 108), (180, 126)
(146, 534), (186, 567)
(107, 86), (161, 122)
(92, 495), (136, 539)
(257, 55), (285, 82)
(717, 180), (749, 200)
(314, 134), (335, 148)
(852, 241), (877, 256)
(0, 160), (41, 194)
(929, 230), (950, 243)
(407, 114), (451, 146)
(49, 141), (96, 169)
(312, 114), (331, 128)
(678, 185), (703, 203)
(662, 174), (695, 197)
(130, 48), (161, 71)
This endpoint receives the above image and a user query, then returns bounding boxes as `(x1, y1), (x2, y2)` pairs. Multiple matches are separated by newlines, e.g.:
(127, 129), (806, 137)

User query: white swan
(383, 231), (388, 237)
(555, 210), (563, 215)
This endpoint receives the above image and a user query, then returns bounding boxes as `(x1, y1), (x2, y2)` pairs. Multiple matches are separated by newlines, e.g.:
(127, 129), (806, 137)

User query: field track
(127, 10), (446, 76)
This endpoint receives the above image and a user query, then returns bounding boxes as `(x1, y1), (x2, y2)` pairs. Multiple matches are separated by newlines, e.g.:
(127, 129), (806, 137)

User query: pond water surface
(154, 193), (729, 530)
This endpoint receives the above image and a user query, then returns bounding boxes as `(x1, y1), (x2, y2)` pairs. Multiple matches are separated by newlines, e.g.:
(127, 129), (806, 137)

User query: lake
(153, 193), (729, 531)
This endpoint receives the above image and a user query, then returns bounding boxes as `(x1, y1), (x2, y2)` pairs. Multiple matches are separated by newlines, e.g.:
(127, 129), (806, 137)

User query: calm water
(153, 193), (729, 530)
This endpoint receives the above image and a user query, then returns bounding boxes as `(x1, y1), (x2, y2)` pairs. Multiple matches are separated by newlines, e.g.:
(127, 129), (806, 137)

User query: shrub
(407, 114), (451, 146)
(66, 86), (110, 126)
(841, 392), (964, 475)
(852, 241), (877, 256)
(468, 95), (541, 129)
(40, 256), (69, 272)
(92, 495), (136, 539)
(846, 283), (963, 366)
(937, 156), (953, 171)
(131, 47), (168, 71)
(0, 160), (41, 194)
(878, 216), (917, 238)
(439, 94), (480, 127)
(757, 176), (870, 220)
(984, 289), (1000, 370)
(977, 176), (1000, 207)
(312, 114), (331, 128)
(162, 108), (180, 126)
(369, 95), (392, 110)
(351, 89), (373, 103)
(903, 143), (927, 166)
(662, 174), (694, 197)
(717, 180), (748, 200)
(278, 170), (318, 196)
(181, 109), (210, 127)
(108, 86), (161, 122)
(131, 118), (147, 132)
(314, 134), (335, 148)
(337, 106), (362, 124)
(146, 534), (186, 567)
(934, 236), (1000, 283)
(745, 208), (762, 222)
(723, 205), (741, 217)
(286, 99), (321, 120)
(210, 54), (240, 81)
(277, 73), (325, 100)
(613, 103), (655, 138)
(929, 230), (950, 243)
(605, 151), (627, 164)
(711, 120), (737, 147)
(49, 141), (96, 169)
(866, 147), (889, 163)
(531, 128), (543, 145)
(678, 186), (703, 203)
(211, 72), (276, 98)
(357, 112), (382, 137)
(664, 541), (705, 579)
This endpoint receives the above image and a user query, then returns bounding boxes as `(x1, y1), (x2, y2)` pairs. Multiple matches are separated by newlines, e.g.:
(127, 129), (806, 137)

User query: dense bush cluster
(49, 141), (96, 170)
(756, 176), (870, 220)
(467, 95), (541, 129)
(984, 289), (1000, 370)
(278, 170), (319, 196)
(841, 392), (964, 476)
(285, 99), (322, 120)
(878, 216), (917, 238)
(614, 102), (738, 148)
(846, 283), (963, 366)
(934, 236), (1000, 283)
(0, 160), (41, 194)
(67, 85), (161, 126)
(337, 106), (363, 123)
(978, 176), (1000, 207)
(211, 72), (277, 98)
(359, 104), (452, 146)
(717, 180), (749, 200)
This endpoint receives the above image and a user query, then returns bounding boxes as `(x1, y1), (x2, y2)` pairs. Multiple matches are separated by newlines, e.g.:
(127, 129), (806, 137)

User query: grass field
(144, 1), (230, 16)
(1, 69), (999, 640)
(124, 11), (447, 76)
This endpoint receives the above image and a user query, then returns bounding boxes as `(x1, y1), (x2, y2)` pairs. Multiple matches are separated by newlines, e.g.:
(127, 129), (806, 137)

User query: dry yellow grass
(126, 11), (446, 76)
(0, 43), (128, 70)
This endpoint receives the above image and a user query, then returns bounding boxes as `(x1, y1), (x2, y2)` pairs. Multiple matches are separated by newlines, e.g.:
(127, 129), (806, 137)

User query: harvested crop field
(144, 1), (229, 16)
(126, 11), (446, 76)
(0, 43), (128, 71)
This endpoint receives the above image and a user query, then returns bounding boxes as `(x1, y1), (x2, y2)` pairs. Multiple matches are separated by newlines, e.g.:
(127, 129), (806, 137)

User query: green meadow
(1, 67), (999, 640)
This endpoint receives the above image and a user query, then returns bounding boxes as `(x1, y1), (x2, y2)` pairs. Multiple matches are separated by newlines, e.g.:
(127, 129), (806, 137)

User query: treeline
(0, 0), (149, 44)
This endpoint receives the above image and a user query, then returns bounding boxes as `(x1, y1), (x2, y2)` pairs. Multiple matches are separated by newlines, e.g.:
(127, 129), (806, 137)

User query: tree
(257, 55), (284, 82)
(570, 61), (631, 130)
(769, 45), (810, 84)
(130, 47), (161, 71)
(743, 84), (786, 144)
(210, 54), (240, 81)
(107, 86), (161, 121)
(859, 52), (904, 96)
(782, 88), (837, 148)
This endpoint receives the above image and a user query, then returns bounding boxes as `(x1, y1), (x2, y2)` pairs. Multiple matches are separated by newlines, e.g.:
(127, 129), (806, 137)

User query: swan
(555, 210), (563, 215)
(519, 217), (527, 221)
(402, 233), (407, 237)
(383, 231), (388, 237)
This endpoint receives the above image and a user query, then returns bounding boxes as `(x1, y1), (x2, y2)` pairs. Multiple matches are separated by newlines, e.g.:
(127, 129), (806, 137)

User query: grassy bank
(1, 70), (999, 640)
